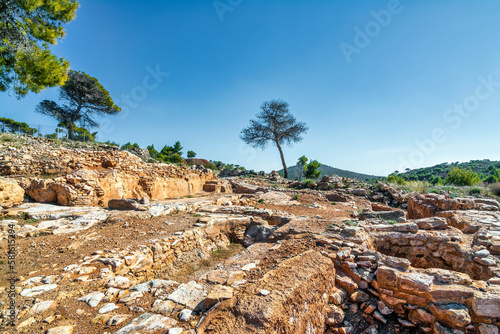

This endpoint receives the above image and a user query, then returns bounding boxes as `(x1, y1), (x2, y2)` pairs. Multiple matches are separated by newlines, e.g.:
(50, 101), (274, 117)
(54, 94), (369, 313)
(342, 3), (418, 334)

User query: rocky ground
(0, 134), (499, 334)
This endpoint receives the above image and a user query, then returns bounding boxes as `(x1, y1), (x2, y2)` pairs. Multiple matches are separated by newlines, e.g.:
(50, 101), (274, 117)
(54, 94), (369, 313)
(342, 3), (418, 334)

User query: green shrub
(258, 198), (265, 204)
(121, 142), (140, 150)
(304, 160), (322, 179)
(445, 167), (481, 186)
(387, 173), (406, 185)
(469, 188), (481, 196)
(203, 163), (217, 170)
(344, 220), (358, 226)
(302, 179), (314, 187)
(331, 201), (337, 205)
(292, 194), (299, 200)
(104, 140), (119, 147)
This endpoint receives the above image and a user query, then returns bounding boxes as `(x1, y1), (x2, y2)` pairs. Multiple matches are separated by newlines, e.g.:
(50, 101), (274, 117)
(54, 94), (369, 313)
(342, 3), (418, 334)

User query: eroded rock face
(0, 176), (24, 207)
(408, 194), (478, 220)
(0, 140), (221, 207)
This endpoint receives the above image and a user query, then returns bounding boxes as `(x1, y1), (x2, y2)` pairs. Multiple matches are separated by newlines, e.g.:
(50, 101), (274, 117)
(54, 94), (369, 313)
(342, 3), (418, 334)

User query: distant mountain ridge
(279, 164), (381, 181)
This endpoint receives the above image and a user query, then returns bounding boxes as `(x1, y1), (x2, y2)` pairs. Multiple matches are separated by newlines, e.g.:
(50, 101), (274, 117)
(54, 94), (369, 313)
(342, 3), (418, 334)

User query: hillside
(400, 159), (500, 183)
(280, 164), (380, 181)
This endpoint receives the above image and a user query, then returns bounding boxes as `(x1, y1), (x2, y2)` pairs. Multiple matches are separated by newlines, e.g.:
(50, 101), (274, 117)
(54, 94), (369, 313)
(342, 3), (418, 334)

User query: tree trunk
(275, 140), (288, 179)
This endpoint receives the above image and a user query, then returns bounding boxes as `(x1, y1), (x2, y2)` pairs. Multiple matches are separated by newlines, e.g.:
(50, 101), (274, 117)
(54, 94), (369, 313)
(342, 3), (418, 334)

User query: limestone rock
(98, 303), (119, 314)
(20, 284), (58, 297)
(46, 326), (74, 334)
(429, 303), (471, 328)
(360, 210), (406, 222)
(412, 217), (448, 230)
(432, 322), (464, 334)
(151, 300), (178, 315)
(398, 272), (434, 294)
(26, 179), (56, 203)
(29, 300), (57, 315)
(114, 312), (177, 334)
(108, 198), (142, 210)
(167, 281), (205, 309)
(178, 309), (193, 322)
(471, 292), (500, 318)
(0, 176), (24, 207)
(478, 324), (499, 334)
(204, 285), (233, 308)
(325, 305), (344, 327)
(78, 291), (105, 307)
(107, 276), (132, 289)
(106, 314), (130, 327)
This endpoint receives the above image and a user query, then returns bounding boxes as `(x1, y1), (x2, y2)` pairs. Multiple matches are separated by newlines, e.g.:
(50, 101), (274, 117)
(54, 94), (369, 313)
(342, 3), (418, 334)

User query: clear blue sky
(2, 0), (500, 176)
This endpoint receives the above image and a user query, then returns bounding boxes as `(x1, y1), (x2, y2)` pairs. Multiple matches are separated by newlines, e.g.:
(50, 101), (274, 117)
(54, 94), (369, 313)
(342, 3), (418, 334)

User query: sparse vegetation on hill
(282, 164), (380, 181)
(0, 117), (37, 135)
(397, 160), (500, 184)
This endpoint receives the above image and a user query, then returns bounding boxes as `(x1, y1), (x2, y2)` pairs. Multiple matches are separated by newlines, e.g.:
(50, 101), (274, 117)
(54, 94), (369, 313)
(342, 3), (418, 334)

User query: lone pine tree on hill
(35, 70), (120, 139)
(240, 100), (308, 179)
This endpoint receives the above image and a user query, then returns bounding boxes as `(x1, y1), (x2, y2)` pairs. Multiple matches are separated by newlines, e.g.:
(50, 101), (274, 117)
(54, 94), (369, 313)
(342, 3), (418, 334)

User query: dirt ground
(258, 192), (370, 220)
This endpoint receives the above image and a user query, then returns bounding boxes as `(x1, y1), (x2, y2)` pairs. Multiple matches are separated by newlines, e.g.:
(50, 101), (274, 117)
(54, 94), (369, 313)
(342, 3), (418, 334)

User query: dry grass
(490, 182), (500, 197)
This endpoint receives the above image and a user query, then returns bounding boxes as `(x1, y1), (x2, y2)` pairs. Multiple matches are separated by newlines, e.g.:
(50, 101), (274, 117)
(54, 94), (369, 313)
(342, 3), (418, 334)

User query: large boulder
(230, 180), (263, 194)
(26, 179), (57, 203)
(326, 193), (349, 202)
(360, 210), (406, 222)
(203, 180), (232, 193)
(108, 199), (143, 210)
(0, 176), (24, 207)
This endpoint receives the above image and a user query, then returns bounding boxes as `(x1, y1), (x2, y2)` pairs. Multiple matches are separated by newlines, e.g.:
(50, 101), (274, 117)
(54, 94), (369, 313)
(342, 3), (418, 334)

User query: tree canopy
(0, 116), (37, 134)
(240, 100), (308, 179)
(445, 167), (481, 186)
(0, 0), (79, 97)
(35, 70), (120, 139)
(304, 159), (322, 179)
